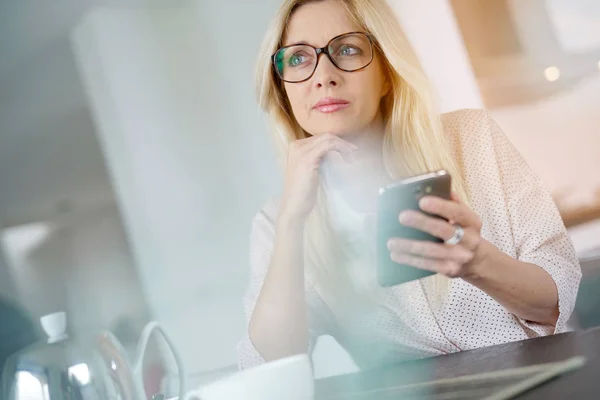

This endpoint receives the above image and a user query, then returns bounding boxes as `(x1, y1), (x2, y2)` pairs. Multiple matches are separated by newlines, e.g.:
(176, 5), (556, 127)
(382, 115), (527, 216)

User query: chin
(311, 125), (358, 137)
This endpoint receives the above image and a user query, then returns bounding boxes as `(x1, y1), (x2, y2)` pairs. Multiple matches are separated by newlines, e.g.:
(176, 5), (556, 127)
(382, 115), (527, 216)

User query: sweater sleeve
(482, 111), (582, 334)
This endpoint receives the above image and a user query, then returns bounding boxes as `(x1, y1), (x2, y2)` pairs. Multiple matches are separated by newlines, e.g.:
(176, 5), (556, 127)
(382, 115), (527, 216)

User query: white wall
(545, 0), (600, 54)
(389, 0), (483, 112)
(71, 3), (283, 379)
(0, 0), (178, 228)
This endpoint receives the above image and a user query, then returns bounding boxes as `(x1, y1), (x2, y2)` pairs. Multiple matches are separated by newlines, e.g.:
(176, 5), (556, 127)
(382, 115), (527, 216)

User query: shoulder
(441, 108), (492, 126)
(441, 108), (512, 161)
(441, 108), (498, 141)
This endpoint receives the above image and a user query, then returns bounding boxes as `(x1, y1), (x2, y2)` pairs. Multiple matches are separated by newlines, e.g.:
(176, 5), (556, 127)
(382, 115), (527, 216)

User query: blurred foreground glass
(272, 32), (374, 83)
(3, 312), (114, 400)
(3, 313), (183, 400)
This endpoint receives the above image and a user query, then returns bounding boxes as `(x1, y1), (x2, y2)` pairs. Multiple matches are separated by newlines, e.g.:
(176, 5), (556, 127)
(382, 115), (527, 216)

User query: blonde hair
(255, 0), (469, 316)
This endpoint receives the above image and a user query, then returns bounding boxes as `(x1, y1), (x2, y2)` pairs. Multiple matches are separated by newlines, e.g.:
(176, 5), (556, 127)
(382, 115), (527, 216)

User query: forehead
(283, 0), (362, 47)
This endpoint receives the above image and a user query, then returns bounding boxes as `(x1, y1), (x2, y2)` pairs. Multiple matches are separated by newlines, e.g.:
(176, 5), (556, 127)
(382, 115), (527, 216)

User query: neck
(345, 113), (390, 184)
(343, 113), (385, 160)
(322, 114), (393, 213)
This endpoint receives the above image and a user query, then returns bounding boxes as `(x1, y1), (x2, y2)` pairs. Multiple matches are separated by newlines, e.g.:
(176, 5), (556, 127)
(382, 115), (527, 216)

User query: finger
(398, 210), (455, 241)
(450, 227), (480, 252)
(302, 133), (358, 155)
(399, 210), (480, 250)
(387, 238), (474, 264)
(390, 252), (463, 278)
(418, 196), (480, 228)
(450, 190), (462, 204)
(304, 136), (357, 166)
(390, 251), (439, 273)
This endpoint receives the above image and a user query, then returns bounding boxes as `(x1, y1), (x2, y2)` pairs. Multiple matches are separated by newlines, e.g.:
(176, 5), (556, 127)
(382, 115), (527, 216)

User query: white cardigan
(237, 109), (582, 370)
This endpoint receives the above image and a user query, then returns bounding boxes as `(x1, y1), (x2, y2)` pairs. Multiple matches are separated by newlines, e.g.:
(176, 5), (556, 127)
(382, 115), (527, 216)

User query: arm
(248, 212), (310, 361)
(388, 110), (581, 332)
(239, 134), (355, 364)
(238, 203), (336, 369)
(478, 111), (581, 331)
(391, 195), (562, 327)
(463, 240), (559, 325)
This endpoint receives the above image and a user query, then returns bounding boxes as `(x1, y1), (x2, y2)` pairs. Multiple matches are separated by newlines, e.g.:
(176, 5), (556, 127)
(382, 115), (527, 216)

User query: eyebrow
(283, 31), (361, 48)
(283, 39), (311, 47)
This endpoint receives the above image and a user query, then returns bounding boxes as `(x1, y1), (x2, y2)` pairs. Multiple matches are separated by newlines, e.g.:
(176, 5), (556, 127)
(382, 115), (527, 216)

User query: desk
(315, 327), (600, 399)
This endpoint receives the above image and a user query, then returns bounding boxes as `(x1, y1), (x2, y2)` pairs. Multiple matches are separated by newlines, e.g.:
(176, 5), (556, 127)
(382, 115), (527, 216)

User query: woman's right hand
(279, 133), (358, 226)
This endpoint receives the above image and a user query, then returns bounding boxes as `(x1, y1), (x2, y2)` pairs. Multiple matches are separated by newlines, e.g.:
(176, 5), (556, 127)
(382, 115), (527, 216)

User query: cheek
(355, 72), (386, 115)
(284, 85), (308, 117)
(363, 57), (388, 104)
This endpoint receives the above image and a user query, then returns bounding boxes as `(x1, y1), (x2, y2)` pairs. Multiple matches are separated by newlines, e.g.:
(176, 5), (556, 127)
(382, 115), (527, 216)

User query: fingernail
(399, 212), (411, 224)
(419, 197), (432, 208)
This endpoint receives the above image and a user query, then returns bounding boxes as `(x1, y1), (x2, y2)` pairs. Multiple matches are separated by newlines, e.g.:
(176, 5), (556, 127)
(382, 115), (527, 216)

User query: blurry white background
(546, 0), (600, 54)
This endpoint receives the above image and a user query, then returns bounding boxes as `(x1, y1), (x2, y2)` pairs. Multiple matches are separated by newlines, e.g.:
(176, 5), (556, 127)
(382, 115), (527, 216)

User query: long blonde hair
(255, 0), (469, 316)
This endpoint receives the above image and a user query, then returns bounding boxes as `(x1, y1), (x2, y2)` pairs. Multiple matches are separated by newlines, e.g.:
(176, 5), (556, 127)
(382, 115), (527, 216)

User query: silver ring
(445, 224), (464, 245)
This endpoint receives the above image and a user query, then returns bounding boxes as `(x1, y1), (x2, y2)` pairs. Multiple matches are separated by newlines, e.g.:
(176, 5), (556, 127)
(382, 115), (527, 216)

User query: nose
(312, 53), (341, 88)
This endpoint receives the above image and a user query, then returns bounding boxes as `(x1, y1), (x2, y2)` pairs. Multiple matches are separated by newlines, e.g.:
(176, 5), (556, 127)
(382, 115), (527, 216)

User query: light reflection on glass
(68, 363), (91, 386)
(16, 371), (45, 400)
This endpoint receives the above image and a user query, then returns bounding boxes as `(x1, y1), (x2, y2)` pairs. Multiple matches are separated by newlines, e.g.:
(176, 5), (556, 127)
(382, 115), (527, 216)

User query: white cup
(185, 354), (314, 400)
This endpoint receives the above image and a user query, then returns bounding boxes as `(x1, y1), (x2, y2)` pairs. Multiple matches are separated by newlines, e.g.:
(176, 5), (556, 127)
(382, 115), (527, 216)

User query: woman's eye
(339, 45), (360, 56)
(288, 53), (308, 66)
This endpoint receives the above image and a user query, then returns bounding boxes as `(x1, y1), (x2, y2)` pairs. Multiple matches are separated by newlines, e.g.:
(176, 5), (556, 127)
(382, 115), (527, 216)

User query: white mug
(185, 354), (314, 400)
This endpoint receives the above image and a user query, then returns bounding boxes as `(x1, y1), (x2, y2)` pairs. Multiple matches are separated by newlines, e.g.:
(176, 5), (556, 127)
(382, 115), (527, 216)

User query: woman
(237, 0), (581, 370)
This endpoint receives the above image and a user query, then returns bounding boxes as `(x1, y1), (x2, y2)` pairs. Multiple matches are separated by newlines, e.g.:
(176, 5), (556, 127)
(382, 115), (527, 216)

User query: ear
(382, 78), (391, 97)
(380, 69), (392, 98)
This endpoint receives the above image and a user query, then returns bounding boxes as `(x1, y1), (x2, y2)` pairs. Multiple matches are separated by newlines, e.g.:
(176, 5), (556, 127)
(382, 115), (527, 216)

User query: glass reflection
(67, 364), (91, 386)
(16, 371), (45, 400)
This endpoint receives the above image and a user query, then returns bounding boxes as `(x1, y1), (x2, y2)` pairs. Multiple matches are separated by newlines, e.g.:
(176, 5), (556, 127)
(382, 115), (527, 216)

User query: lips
(313, 97), (350, 113)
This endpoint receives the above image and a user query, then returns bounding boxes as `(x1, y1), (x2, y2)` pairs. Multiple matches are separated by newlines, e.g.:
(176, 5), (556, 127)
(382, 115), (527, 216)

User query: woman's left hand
(387, 192), (487, 278)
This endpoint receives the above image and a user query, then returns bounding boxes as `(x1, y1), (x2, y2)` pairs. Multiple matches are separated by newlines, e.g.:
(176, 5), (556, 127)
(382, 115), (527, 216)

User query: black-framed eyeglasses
(272, 32), (375, 83)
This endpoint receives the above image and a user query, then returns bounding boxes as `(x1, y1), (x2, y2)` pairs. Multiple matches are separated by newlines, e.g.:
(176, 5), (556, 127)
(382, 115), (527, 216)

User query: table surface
(315, 327), (600, 399)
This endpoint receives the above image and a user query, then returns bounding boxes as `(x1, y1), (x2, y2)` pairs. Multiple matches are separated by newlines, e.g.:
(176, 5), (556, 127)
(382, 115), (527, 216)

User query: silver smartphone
(376, 170), (452, 287)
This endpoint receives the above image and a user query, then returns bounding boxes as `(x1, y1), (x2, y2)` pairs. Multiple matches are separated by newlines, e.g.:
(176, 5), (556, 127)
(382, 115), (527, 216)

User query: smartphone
(376, 170), (452, 287)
